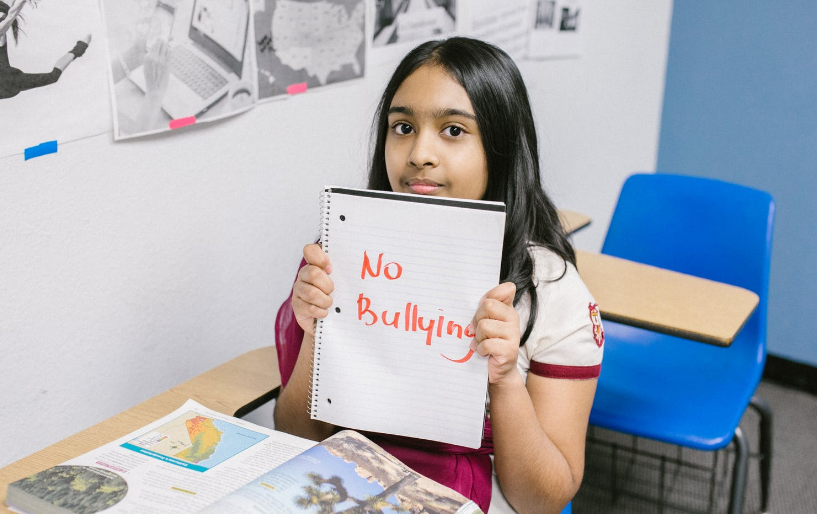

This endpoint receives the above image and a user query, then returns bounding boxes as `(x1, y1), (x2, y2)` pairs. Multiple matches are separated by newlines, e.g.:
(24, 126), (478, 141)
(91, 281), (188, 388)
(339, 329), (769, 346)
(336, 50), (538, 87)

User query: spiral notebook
(309, 187), (506, 448)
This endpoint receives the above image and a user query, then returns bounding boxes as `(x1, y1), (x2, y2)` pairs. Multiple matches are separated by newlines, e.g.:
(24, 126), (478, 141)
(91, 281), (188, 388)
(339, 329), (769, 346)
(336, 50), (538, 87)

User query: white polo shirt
(489, 245), (604, 514)
(515, 245), (604, 381)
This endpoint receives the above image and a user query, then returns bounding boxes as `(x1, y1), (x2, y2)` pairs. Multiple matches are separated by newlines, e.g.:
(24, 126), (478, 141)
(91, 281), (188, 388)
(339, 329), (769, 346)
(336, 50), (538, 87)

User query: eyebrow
(387, 106), (477, 121)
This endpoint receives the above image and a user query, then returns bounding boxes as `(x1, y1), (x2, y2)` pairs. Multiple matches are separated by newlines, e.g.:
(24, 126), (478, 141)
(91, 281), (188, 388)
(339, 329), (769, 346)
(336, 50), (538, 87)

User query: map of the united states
(272, 0), (365, 85)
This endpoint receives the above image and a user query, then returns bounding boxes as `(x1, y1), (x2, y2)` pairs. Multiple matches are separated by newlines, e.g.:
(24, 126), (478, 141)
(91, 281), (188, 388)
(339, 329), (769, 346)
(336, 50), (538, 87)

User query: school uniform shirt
(515, 245), (605, 381)
(488, 244), (604, 514)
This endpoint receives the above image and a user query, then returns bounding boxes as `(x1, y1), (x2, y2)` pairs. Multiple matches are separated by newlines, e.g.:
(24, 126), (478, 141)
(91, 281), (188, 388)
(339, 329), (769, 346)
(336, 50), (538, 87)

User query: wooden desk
(557, 209), (758, 345)
(576, 250), (759, 346)
(0, 347), (281, 514)
(558, 209), (592, 235)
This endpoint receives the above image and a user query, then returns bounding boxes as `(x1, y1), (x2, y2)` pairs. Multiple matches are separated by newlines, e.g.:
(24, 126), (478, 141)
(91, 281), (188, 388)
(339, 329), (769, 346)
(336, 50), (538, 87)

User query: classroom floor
(573, 379), (817, 514)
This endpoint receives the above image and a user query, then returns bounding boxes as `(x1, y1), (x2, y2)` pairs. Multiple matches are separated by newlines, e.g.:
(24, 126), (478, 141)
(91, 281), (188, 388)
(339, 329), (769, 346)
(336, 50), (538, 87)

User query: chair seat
(589, 320), (764, 451)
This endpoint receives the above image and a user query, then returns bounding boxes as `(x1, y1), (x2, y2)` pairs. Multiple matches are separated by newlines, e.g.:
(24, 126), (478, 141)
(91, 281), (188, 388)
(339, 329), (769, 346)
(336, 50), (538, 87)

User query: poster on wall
(527, 0), (582, 60)
(101, 0), (258, 140)
(252, 0), (365, 101)
(470, 0), (529, 63)
(371, 0), (457, 65)
(0, 0), (109, 158)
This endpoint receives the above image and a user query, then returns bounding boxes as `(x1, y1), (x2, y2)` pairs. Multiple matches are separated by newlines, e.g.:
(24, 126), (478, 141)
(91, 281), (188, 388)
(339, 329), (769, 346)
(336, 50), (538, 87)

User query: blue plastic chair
(588, 173), (774, 514)
(561, 502), (571, 514)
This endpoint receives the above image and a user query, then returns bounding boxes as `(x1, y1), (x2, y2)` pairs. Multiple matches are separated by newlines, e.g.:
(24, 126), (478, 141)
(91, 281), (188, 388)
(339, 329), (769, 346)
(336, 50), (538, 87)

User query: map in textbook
(121, 410), (268, 472)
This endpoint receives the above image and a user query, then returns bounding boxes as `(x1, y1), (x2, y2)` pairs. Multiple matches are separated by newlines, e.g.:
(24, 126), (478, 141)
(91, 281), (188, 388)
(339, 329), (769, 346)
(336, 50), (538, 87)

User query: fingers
(291, 291), (330, 324)
(472, 282), (517, 328)
(291, 274), (332, 332)
(471, 312), (521, 384)
(472, 318), (519, 357)
(152, 38), (167, 57)
(146, 38), (167, 62)
(144, 39), (170, 92)
(471, 282), (520, 360)
(483, 281), (516, 307)
(294, 264), (334, 307)
(300, 244), (333, 295)
(303, 243), (332, 274)
(292, 244), (335, 333)
(474, 316), (517, 344)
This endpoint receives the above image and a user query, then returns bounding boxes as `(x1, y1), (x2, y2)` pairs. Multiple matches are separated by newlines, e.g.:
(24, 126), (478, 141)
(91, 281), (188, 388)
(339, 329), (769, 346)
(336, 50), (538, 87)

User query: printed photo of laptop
(130, 0), (250, 120)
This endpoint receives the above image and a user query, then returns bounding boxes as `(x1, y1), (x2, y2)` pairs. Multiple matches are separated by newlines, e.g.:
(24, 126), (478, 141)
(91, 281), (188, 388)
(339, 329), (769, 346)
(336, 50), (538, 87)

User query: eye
(442, 126), (464, 137)
(391, 122), (414, 135)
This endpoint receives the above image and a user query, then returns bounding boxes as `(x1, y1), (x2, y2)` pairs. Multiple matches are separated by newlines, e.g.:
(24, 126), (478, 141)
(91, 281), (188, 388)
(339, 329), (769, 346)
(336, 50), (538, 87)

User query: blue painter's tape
(24, 141), (58, 161)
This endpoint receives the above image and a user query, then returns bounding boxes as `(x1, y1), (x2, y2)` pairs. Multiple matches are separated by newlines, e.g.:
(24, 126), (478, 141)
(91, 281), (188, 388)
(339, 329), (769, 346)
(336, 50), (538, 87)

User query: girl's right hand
(292, 243), (334, 336)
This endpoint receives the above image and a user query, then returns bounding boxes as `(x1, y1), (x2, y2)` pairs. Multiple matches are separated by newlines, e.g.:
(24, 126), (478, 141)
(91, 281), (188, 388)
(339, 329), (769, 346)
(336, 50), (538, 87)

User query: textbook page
(200, 430), (483, 514)
(6, 399), (315, 514)
(311, 188), (506, 448)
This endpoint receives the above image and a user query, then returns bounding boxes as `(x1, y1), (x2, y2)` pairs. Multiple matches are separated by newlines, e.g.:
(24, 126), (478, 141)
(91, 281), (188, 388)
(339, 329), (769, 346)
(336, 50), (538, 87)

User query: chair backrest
(602, 173), (775, 351)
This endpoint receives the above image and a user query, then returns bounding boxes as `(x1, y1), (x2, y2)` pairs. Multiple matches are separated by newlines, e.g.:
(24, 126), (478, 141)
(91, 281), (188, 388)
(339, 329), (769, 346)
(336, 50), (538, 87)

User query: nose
(408, 131), (439, 168)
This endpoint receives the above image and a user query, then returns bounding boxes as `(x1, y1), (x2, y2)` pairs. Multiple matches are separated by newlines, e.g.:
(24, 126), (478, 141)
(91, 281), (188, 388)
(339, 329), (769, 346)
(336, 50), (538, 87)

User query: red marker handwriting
(355, 250), (474, 363)
(357, 293), (475, 361)
(361, 251), (403, 280)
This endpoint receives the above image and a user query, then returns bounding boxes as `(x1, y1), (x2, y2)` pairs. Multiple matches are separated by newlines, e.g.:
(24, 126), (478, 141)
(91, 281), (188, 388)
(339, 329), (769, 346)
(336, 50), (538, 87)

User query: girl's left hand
(472, 282), (521, 384)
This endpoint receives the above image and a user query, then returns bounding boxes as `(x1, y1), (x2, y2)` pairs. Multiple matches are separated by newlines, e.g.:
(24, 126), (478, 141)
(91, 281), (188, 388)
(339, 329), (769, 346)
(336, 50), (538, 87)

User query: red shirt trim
(529, 361), (601, 379)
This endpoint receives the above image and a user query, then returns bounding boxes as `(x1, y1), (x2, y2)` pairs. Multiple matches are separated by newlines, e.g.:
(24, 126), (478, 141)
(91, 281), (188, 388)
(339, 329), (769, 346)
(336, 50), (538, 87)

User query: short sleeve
(518, 247), (604, 380)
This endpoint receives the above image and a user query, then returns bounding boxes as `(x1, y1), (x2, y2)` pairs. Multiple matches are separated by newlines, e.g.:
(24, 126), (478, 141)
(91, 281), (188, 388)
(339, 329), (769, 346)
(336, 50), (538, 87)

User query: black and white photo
(253, 0), (365, 101)
(470, 0), (530, 61)
(373, 0), (455, 48)
(102, 0), (257, 139)
(559, 5), (580, 31)
(534, 0), (556, 30)
(528, 0), (583, 60)
(0, 0), (108, 157)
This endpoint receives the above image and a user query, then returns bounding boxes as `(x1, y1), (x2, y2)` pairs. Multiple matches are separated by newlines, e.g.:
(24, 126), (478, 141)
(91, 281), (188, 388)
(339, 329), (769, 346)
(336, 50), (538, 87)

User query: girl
(274, 37), (602, 514)
(0, 0), (91, 99)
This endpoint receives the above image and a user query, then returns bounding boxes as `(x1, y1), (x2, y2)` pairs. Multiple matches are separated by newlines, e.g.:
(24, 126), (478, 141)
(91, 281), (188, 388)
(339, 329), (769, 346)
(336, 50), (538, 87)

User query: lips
(407, 179), (441, 195)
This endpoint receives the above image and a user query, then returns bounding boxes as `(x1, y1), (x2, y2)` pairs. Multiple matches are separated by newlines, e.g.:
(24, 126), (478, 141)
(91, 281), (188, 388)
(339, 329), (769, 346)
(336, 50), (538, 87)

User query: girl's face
(385, 64), (488, 200)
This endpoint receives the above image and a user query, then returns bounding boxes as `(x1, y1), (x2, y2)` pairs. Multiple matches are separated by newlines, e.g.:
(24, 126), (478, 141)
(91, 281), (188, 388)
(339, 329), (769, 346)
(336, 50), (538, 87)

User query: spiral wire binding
(308, 189), (332, 417)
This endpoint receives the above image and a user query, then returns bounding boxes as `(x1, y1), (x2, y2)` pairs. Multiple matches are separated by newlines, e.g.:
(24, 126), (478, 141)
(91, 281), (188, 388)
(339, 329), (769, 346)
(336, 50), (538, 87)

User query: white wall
(0, 1), (673, 467)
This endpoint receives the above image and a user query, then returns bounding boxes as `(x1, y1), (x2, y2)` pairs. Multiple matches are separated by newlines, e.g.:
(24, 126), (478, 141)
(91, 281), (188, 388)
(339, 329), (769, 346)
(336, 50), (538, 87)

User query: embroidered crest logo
(588, 302), (604, 347)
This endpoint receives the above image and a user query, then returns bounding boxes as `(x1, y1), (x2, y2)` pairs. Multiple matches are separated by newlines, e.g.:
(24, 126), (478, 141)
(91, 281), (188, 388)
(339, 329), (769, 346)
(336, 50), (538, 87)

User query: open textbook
(5, 399), (481, 514)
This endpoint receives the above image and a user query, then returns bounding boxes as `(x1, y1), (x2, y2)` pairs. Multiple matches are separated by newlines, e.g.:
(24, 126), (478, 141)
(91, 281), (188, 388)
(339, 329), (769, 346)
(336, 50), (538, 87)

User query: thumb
(303, 243), (332, 273)
(485, 282), (516, 307)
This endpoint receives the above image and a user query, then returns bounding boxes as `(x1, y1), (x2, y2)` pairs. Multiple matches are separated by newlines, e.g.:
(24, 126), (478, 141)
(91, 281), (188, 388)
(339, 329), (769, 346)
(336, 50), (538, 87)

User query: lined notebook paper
(309, 187), (506, 449)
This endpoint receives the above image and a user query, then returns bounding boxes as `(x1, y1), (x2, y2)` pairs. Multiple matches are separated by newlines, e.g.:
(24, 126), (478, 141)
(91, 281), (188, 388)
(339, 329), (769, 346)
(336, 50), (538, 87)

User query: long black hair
(0, 0), (34, 45)
(368, 37), (576, 346)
